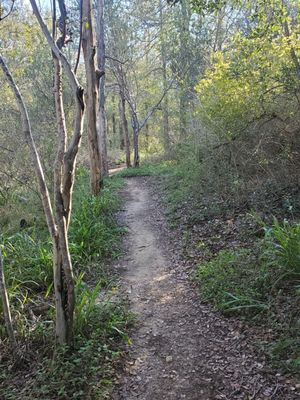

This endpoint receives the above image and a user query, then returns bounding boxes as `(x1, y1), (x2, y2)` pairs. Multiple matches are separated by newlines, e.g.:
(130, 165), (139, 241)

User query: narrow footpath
(113, 177), (298, 400)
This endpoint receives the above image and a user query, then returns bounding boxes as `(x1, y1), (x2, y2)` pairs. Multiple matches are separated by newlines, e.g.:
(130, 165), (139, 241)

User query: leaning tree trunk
(82, 0), (102, 194)
(0, 246), (16, 348)
(97, 0), (109, 176)
(119, 93), (131, 167)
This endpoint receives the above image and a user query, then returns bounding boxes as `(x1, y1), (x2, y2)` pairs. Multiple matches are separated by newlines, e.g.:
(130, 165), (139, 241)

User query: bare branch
(74, 0), (83, 75)
(106, 55), (128, 65)
(0, 0), (15, 22)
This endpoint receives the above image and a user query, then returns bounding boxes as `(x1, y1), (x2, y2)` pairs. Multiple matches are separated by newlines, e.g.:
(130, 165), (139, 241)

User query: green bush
(264, 218), (300, 274)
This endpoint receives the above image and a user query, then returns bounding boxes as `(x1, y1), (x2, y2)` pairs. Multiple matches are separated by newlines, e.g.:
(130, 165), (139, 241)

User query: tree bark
(53, 55), (76, 344)
(179, 0), (190, 139)
(119, 92), (131, 167)
(0, 246), (16, 348)
(131, 111), (140, 167)
(159, 0), (171, 152)
(97, 0), (109, 176)
(82, 0), (102, 194)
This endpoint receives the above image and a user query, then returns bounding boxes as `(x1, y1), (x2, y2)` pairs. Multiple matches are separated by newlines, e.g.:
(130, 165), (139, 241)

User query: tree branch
(0, 0), (15, 21)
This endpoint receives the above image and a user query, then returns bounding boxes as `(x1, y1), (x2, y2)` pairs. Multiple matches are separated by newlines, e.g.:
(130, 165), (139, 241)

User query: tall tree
(82, 0), (103, 194)
(97, 0), (109, 176)
(2, 0), (86, 344)
(159, 0), (171, 152)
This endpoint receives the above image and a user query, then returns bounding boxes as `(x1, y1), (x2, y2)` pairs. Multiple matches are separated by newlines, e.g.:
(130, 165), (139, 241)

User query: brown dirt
(112, 177), (299, 400)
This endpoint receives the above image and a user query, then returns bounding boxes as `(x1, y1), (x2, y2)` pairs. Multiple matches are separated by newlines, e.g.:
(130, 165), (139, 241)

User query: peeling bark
(97, 0), (109, 177)
(82, 0), (102, 194)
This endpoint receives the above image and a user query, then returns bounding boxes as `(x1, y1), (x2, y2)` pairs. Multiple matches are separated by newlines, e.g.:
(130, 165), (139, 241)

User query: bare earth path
(112, 178), (298, 400)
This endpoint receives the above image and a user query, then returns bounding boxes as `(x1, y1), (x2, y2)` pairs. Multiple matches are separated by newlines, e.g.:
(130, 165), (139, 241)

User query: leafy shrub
(264, 218), (300, 274)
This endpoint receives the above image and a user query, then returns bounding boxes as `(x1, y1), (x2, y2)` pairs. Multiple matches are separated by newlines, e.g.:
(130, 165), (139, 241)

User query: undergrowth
(194, 219), (300, 373)
(0, 167), (131, 399)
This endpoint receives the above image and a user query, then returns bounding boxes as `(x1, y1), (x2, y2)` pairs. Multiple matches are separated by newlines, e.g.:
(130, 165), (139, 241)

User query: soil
(112, 177), (300, 400)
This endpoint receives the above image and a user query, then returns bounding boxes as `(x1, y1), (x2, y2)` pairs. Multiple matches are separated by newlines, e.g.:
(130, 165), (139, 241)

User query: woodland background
(1, 0), (300, 398)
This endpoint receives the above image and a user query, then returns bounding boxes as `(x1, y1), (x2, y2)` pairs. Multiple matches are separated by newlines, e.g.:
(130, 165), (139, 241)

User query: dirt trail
(113, 178), (297, 400)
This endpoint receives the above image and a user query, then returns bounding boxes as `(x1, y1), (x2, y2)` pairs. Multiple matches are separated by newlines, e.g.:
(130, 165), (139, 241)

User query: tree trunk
(97, 0), (109, 176)
(179, 0), (190, 139)
(16, 0), (85, 344)
(145, 123), (149, 151)
(159, 0), (171, 152)
(119, 93), (131, 167)
(112, 100), (117, 138)
(131, 111), (140, 167)
(53, 55), (76, 344)
(0, 247), (16, 348)
(82, 0), (102, 194)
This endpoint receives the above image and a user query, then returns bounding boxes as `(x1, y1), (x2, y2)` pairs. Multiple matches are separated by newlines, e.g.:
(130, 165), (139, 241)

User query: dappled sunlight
(153, 273), (171, 282)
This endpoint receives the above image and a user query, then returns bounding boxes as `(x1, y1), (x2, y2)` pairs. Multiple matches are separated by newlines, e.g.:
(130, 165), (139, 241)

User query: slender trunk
(97, 0), (109, 176)
(145, 123), (149, 151)
(119, 93), (131, 167)
(119, 117), (125, 150)
(159, 0), (170, 152)
(112, 102), (116, 138)
(213, 8), (225, 52)
(131, 111), (139, 167)
(82, 0), (102, 194)
(17, 0), (84, 344)
(0, 247), (16, 348)
(53, 55), (75, 344)
(179, 0), (190, 139)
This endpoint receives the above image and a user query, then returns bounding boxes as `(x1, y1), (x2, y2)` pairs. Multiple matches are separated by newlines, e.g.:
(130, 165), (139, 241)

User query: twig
(106, 55), (128, 65)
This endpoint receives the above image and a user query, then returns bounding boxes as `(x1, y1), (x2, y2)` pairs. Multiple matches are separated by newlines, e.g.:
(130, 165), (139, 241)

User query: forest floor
(111, 177), (300, 400)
